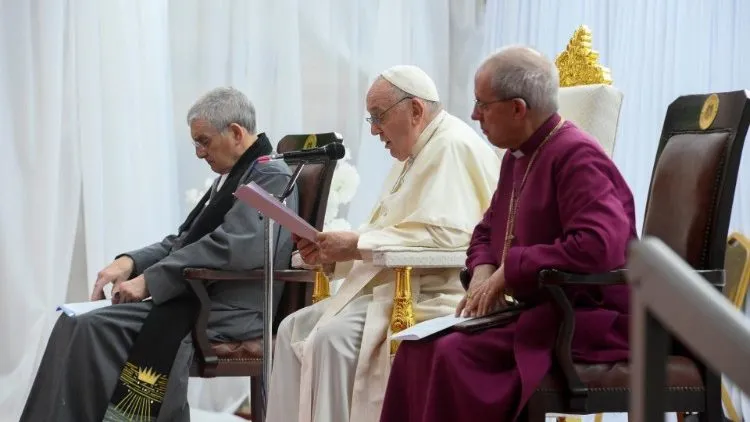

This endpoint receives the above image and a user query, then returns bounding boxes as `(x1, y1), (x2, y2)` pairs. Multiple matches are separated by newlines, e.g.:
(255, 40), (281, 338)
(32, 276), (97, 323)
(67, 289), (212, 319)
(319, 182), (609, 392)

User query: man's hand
(112, 274), (150, 304)
(91, 256), (135, 301)
(316, 231), (361, 262)
(455, 264), (505, 317)
(294, 235), (328, 266)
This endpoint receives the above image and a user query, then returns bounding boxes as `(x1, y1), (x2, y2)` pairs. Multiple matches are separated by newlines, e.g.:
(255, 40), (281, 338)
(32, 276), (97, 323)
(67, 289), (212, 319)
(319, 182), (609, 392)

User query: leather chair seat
(537, 356), (703, 392)
(210, 337), (275, 361)
(190, 338), (276, 377)
(530, 356), (705, 413)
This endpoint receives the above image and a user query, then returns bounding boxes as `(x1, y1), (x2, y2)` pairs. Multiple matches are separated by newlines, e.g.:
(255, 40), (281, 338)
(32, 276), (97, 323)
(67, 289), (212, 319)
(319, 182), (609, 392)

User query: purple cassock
(379, 113), (638, 422)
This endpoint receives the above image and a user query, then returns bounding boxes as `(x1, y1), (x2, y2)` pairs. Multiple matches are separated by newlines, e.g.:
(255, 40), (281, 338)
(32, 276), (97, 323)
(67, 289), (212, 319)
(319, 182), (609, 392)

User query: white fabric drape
(0, 1), (81, 419)
(483, 0), (750, 420)
(74, 0), (179, 291)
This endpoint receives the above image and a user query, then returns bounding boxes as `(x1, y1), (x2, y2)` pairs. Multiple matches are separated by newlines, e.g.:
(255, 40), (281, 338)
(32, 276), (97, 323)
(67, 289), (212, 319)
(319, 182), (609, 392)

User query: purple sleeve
(503, 148), (636, 297)
(465, 187), (500, 273)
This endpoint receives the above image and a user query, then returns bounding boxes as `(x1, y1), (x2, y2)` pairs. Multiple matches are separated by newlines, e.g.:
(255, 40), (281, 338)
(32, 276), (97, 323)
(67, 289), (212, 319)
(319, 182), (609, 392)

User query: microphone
(257, 143), (346, 163)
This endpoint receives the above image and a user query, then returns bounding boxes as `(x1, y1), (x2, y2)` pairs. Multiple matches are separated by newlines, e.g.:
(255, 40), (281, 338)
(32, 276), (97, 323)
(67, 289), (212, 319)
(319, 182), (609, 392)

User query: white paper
(57, 299), (112, 317)
(390, 315), (471, 341)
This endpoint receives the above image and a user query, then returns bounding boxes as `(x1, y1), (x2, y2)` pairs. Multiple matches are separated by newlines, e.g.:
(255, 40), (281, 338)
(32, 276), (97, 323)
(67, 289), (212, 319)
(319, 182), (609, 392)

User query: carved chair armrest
(183, 267), (316, 377)
(538, 267), (725, 411)
(538, 268), (725, 289)
(361, 247), (467, 269)
(183, 268), (315, 283)
(359, 247), (466, 354)
(542, 283), (589, 411)
(539, 269), (628, 285)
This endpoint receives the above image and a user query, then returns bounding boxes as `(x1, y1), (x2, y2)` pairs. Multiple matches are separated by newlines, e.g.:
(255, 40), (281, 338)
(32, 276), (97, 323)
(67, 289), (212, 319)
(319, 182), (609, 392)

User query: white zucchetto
(380, 65), (440, 102)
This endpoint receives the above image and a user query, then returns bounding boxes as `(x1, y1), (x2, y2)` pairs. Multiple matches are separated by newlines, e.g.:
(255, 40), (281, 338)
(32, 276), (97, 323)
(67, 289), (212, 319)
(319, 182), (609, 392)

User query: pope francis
(265, 65), (501, 422)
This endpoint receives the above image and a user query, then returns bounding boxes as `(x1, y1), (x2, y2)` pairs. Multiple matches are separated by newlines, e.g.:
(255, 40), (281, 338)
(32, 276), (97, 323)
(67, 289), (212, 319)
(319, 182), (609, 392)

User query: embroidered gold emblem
(114, 362), (168, 420)
(699, 93), (719, 130)
(137, 367), (161, 385)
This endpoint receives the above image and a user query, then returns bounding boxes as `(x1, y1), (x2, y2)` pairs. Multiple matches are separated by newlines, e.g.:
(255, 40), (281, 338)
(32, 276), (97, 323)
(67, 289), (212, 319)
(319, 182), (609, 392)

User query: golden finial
(555, 25), (612, 87)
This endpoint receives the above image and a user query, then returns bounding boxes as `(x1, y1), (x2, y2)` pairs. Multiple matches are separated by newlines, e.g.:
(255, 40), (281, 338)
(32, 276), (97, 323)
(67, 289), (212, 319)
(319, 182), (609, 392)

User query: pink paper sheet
(234, 182), (319, 241)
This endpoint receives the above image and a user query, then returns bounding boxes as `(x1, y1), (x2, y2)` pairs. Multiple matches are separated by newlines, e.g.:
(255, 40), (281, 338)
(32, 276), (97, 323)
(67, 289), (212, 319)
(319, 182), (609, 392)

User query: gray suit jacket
(121, 160), (297, 312)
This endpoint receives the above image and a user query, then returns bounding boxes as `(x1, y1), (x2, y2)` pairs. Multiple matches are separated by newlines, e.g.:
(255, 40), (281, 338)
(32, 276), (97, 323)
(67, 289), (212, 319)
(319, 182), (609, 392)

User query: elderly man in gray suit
(20, 87), (296, 422)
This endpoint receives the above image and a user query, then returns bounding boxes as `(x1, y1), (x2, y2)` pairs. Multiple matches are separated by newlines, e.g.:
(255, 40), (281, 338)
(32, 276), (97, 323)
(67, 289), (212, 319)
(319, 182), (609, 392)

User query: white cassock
(265, 110), (501, 422)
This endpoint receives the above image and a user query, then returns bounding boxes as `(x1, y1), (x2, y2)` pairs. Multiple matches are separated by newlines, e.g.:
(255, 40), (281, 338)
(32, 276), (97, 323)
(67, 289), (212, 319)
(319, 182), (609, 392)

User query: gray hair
(186, 87), (257, 133)
(381, 77), (442, 115)
(481, 46), (559, 114)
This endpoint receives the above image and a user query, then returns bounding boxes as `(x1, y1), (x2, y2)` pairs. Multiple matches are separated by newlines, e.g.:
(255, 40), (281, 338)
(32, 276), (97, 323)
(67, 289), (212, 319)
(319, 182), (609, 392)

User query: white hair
(482, 46), (559, 114)
(187, 87), (257, 133)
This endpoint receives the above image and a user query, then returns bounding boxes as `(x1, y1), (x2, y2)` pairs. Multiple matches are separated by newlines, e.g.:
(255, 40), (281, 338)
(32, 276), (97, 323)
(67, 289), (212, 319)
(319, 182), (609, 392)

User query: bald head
(479, 46), (559, 115)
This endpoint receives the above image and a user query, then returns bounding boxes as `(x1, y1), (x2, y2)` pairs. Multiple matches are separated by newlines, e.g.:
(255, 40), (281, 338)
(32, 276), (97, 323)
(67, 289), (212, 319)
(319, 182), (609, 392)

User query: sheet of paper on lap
(57, 299), (112, 317)
(390, 315), (471, 341)
(57, 297), (154, 316)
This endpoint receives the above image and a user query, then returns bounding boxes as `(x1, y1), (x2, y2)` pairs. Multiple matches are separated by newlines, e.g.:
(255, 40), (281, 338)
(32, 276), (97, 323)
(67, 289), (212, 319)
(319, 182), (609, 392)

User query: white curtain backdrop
(1, 0), (485, 420)
(483, 0), (750, 420)
(0, 1), (82, 420)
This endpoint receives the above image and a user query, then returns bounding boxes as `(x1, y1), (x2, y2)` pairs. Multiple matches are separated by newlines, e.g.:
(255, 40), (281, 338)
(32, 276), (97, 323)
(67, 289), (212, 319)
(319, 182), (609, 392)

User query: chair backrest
(642, 91), (750, 270)
(273, 132), (342, 324)
(555, 25), (623, 156)
(724, 232), (750, 308)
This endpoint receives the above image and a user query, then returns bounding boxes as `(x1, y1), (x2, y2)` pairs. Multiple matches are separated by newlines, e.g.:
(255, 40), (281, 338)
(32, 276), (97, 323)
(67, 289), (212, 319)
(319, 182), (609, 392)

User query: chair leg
(701, 371), (724, 422)
(250, 376), (264, 422)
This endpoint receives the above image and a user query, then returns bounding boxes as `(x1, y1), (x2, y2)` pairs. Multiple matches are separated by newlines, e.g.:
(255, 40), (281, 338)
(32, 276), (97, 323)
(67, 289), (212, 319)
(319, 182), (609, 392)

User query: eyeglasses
(192, 138), (211, 150)
(474, 97), (527, 111)
(365, 96), (413, 125)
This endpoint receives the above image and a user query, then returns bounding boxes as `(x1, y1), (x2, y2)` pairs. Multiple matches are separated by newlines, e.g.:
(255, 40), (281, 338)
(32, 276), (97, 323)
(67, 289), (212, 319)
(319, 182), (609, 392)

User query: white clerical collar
(206, 173), (229, 206)
(216, 173), (229, 190)
(410, 110), (446, 158)
(511, 149), (525, 158)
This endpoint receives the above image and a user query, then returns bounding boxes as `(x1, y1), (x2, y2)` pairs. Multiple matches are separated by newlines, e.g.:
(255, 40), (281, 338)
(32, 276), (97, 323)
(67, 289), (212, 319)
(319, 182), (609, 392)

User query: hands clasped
(294, 231), (361, 266)
(90, 256), (149, 304)
(455, 264), (508, 317)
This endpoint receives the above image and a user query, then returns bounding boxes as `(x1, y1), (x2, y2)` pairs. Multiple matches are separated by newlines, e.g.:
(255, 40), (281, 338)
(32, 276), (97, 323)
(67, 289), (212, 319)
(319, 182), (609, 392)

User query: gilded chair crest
(555, 25), (623, 156)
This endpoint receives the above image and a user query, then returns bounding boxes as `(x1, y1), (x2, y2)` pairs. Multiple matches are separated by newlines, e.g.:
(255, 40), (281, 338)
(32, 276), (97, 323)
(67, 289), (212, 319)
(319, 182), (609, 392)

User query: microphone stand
(259, 161), (306, 418)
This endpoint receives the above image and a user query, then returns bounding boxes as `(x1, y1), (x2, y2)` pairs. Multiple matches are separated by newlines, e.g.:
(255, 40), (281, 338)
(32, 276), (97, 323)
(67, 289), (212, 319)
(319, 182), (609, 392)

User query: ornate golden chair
(307, 25), (626, 358)
(557, 25), (623, 157)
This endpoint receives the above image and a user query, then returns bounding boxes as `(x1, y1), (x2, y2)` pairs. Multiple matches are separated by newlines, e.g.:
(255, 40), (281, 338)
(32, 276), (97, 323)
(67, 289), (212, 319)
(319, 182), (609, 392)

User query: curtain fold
(0, 1), (81, 419)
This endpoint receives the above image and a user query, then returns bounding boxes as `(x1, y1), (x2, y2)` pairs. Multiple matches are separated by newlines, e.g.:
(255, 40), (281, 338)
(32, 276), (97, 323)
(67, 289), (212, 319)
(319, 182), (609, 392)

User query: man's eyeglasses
(365, 96), (413, 125)
(192, 138), (211, 150)
(473, 97), (527, 111)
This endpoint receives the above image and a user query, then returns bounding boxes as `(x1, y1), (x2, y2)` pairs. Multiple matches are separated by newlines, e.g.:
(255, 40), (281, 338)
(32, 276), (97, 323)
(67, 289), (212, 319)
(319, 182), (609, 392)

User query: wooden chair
(184, 132), (342, 421)
(716, 232), (750, 421)
(521, 90), (750, 421)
